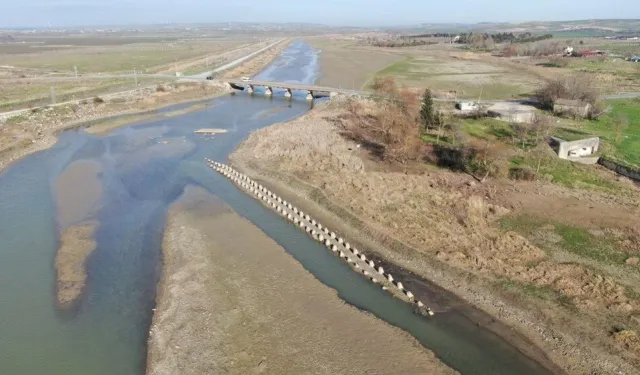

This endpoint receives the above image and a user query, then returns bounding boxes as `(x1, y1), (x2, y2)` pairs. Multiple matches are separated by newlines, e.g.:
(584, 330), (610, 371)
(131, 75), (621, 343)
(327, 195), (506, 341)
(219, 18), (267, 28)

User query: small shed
(553, 99), (592, 118)
(487, 102), (536, 123)
(455, 101), (480, 111)
(550, 136), (600, 159)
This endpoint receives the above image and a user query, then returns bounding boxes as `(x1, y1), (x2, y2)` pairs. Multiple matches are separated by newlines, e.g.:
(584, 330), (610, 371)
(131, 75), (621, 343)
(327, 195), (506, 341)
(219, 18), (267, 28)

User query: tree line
(398, 32), (553, 44)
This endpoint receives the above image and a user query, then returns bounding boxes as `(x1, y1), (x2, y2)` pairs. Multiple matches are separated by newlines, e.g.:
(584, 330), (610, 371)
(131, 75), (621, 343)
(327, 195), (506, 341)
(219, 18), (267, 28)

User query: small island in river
(53, 159), (104, 309)
(55, 221), (98, 309)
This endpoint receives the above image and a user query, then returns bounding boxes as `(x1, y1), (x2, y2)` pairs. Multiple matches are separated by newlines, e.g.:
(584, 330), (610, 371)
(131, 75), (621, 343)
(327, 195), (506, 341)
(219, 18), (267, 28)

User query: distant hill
(412, 19), (640, 34)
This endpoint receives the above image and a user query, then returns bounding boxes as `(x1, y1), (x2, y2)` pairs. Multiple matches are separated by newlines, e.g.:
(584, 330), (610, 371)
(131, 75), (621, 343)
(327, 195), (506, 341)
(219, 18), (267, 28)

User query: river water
(0, 40), (552, 375)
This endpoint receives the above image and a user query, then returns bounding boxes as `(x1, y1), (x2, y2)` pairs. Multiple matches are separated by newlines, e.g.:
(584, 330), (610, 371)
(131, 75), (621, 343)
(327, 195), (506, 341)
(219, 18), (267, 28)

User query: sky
(1, 0), (640, 28)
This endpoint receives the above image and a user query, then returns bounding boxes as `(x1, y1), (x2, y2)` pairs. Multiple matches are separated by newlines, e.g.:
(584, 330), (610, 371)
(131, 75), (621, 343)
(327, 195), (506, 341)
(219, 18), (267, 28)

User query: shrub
(341, 78), (422, 163)
(93, 96), (105, 104)
(156, 85), (166, 92)
(509, 167), (537, 181)
(547, 56), (569, 68)
(534, 74), (602, 117)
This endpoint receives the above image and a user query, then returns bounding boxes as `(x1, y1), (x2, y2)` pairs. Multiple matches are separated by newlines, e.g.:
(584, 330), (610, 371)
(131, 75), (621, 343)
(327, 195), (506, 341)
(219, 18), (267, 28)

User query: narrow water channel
(0, 40), (551, 375)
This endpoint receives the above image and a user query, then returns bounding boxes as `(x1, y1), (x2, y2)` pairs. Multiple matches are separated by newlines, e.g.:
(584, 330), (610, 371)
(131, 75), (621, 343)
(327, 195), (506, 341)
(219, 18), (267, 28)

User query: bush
(156, 85), (166, 92)
(93, 96), (105, 104)
(534, 74), (602, 117)
(547, 56), (569, 68)
(434, 145), (470, 171)
(342, 77), (422, 163)
(509, 167), (537, 181)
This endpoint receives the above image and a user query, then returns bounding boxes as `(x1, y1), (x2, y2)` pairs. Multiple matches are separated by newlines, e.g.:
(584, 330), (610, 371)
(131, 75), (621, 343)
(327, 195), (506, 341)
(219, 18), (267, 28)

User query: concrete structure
(226, 78), (363, 99)
(455, 101), (480, 111)
(550, 136), (600, 159)
(553, 99), (592, 118)
(487, 102), (536, 123)
(205, 159), (435, 317)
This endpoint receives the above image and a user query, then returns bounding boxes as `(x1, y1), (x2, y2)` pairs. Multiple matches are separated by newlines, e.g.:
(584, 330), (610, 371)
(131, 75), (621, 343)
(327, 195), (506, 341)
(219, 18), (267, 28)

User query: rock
(626, 257), (639, 265)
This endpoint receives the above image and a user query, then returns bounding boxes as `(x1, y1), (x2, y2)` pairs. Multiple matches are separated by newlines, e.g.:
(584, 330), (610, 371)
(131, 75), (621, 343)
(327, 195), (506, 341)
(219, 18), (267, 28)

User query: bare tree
(534, 74), (603, 117)
(512, 123), (530, 148)
(530, 114), (553, 145)
(611, 113), (629, 144)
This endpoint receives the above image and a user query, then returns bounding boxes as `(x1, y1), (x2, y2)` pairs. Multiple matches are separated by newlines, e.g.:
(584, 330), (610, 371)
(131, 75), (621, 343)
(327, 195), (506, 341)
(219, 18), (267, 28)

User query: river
(0, 40), (552, 375)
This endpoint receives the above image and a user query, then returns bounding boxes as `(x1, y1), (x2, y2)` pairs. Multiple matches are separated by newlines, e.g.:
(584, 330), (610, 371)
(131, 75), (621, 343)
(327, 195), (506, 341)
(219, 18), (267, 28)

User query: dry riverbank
(0, 40), (290, 174)
(305, 37), (403, 89)
(229, 99), (640, 375)
(0, 81), (230, 174)
(147, 186), (457, 375)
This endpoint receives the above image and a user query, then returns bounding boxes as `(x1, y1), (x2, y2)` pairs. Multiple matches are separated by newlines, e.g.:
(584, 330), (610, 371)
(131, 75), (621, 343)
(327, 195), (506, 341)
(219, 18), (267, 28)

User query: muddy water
(0, 40), (552, 375)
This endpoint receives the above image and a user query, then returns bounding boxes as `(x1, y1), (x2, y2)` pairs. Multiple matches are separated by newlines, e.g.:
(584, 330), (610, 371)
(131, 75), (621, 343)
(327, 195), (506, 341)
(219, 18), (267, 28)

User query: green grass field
(550, 99), (640, 166)
(0, 40), (245, 74)
(374, 55), (540, 99)
(588, 99), (640, 165)
(500, 214), (629, 264)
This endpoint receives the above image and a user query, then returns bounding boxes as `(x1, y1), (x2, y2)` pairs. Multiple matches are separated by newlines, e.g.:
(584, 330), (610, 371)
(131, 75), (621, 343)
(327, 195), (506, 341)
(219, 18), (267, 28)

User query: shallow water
(0, 40), (551, 375)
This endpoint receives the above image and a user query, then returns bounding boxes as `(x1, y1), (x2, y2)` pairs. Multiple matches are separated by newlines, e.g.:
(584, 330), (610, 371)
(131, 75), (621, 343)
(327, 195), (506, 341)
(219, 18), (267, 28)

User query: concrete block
(405, 291), (414, 299)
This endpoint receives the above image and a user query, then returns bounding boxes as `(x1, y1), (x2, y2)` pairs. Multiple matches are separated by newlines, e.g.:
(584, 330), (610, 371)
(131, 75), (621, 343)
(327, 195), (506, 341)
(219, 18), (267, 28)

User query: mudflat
(53, 159), (103, 228)
(53, 159), (103, 309)
(147, 186), (457, 375)
(55, 221), (98, 309)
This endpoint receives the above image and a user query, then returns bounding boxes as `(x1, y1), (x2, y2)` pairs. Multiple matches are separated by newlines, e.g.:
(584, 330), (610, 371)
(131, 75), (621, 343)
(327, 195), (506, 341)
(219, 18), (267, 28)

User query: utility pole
(50, 86), (56, 104)
(74, 65), (78, 79)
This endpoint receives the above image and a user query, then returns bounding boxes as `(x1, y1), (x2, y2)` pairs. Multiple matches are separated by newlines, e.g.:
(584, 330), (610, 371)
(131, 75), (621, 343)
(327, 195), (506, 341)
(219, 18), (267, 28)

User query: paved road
(192, 38), (285, 79)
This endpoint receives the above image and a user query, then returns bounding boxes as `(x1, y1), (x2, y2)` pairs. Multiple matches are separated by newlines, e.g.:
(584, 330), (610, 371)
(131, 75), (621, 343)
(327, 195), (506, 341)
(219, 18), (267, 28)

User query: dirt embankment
(222, 40), (292, 79)
(53, 159), (103, 309)
(147, 186), (457, 375)
(230, 99), (640, 375)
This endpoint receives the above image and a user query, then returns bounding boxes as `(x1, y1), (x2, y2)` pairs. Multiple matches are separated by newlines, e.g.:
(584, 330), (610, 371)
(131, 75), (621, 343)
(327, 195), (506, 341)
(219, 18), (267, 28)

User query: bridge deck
(226, 79), (364, 96)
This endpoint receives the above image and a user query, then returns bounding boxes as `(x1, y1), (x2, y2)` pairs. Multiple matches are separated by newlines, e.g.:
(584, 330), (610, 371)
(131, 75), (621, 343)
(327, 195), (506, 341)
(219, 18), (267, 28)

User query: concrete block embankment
(205, 158), (434, 317)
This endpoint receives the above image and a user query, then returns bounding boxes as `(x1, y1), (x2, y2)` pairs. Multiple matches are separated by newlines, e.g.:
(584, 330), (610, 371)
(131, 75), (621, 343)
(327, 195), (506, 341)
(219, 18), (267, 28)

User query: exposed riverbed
(0, 40), (558, 375)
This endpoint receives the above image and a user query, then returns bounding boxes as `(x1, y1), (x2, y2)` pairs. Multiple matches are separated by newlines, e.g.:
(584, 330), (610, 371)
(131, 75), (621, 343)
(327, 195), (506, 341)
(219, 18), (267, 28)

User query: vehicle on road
(241, 76), (251, 82)
(206, 75), (213, 80)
